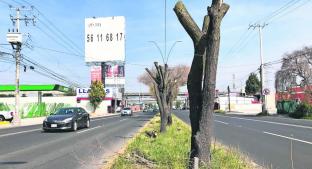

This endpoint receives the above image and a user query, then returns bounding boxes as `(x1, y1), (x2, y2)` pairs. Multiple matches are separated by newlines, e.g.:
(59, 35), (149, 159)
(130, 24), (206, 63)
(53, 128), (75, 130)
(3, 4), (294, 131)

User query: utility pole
(232, 74), (236, 90)
(249, 23), (268, 114)
(6, 6), (35, 126)
(227, 85), (231, 112)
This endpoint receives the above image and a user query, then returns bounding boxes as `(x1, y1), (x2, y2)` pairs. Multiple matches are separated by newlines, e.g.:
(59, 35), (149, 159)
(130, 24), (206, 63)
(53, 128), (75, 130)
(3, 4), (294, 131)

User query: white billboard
(85, 16), (125, 62)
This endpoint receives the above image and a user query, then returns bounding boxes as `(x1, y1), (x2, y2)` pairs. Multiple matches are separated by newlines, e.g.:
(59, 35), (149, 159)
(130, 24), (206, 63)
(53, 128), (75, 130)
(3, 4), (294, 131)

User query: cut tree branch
(173, 1), (202, 43)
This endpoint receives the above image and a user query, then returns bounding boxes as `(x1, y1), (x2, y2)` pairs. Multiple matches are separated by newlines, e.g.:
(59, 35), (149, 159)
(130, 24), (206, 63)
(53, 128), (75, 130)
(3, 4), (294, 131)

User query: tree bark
(174, 0), (229, 167)
(146, 62), (169, 133)
(174, 0), (208, 162)
(198, 2), (229, 165)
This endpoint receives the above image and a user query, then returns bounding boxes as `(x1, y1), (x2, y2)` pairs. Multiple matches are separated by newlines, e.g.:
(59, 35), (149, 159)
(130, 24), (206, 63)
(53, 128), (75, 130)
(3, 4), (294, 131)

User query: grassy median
(109, 115), (257, 169)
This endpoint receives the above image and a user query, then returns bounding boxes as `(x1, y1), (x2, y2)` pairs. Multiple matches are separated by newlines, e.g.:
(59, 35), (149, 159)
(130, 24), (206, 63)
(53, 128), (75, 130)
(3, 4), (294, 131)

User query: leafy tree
(89, 81), (105, 113)
(245, 73), (261, 95)
(175, 100), (182, 109)
(64, 87), (76, 96)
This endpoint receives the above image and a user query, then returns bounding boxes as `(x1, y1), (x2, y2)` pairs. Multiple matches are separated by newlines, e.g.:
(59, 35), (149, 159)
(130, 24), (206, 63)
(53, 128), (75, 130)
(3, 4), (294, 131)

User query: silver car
(121, 107), (132, 116)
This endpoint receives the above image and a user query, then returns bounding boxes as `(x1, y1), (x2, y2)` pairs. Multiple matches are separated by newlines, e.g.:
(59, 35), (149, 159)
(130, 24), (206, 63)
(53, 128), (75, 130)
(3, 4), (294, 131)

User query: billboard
(85, 16), (125, 62)
(105, 65), (125, 77)
(90, 66), (102, 82)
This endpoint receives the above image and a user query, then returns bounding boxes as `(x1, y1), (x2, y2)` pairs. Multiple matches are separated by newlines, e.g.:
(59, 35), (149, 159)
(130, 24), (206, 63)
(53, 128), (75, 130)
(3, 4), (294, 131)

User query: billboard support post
(101, 62), (106, 87)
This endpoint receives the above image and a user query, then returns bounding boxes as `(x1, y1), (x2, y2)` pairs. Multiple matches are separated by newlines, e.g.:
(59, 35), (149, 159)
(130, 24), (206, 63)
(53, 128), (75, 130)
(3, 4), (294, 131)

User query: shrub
(290, 103), (312, 119)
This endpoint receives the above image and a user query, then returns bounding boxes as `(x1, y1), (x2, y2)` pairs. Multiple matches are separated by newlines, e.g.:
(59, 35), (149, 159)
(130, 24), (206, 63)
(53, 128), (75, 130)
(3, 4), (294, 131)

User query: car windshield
(123, 108), (130, 110)
(53, 108), (77, 115)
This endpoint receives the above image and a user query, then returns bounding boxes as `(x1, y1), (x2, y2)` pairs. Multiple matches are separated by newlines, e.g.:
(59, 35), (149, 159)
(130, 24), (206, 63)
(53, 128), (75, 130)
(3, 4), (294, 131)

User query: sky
(0, 0), (312, 93)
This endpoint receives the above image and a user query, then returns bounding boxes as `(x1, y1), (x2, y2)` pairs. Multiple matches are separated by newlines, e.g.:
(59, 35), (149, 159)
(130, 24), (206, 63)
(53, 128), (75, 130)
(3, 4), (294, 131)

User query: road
(0, 111), (155, 169)
(174, 110), (312, 169)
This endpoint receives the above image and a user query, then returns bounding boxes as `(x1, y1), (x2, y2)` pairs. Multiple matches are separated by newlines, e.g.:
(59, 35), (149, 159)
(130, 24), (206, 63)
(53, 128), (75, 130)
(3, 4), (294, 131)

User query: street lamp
(167, 41), (182, 63)
(148, 40), (182, 64)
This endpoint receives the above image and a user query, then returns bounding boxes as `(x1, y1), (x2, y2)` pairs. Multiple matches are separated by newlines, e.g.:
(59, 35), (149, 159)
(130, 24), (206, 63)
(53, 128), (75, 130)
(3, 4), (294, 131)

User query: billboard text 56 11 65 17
(85, 16), (125, 62)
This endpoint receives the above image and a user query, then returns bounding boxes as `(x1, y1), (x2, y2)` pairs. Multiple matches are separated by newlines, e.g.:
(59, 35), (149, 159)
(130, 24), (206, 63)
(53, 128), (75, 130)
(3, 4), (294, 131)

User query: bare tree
(276, 46), (312, 89)
(174, 0), (229, 166)
(139, 64), (189, 126)
(145, 62), (170, 133)
(275, 46), (312, 102)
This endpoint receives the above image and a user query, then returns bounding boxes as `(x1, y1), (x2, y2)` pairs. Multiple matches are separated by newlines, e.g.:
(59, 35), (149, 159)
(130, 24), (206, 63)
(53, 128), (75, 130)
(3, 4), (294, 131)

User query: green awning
(0, 84), (70, 92)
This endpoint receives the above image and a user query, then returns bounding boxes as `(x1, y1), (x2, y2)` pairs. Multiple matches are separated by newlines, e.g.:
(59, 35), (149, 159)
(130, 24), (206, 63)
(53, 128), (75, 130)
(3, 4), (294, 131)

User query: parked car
(0, 111), (14, 122)
(43, 107), (90, 132)
(121, 107), (133, 116)
(116, 106), (122, 112)
(143, 108), (153, 112)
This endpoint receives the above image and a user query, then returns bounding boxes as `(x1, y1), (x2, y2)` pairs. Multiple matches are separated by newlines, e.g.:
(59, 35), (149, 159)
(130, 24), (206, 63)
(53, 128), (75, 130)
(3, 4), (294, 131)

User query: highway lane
(174, 110), (312, 169)
(0, 112), (155, 169)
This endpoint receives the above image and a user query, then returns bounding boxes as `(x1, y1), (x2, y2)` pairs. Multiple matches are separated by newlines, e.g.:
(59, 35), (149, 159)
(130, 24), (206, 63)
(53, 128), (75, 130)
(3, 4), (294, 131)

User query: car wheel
(42, 128), (48, 132)
(85, 119), (90, 128)
(0, 115), (5, 121)
(72, 121), (78, 131)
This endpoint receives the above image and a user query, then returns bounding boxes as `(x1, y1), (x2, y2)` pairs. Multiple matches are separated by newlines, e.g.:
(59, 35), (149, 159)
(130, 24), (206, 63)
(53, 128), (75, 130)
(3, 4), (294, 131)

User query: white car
(0, 111), (14, 122)
(121, 107), (133, 116)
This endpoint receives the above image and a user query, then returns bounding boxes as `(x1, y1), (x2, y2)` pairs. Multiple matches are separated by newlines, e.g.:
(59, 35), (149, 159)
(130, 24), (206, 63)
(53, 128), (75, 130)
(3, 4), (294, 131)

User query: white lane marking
(0, 115), (120, 138)
(215, 114), (312, 130)
(90, 115), (120, 122)
(263, 131), (312, 145)
(77, 126), (102, 134)
(119, 119), (127, 122)
(0, 128), (42, 138)
(215, 120), (229, 125)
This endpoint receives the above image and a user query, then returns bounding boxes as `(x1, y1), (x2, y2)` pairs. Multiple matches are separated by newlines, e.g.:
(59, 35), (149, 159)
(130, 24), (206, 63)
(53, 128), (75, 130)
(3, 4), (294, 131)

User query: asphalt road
(174, 110), (312, 169)
(0, 111), (155, 169)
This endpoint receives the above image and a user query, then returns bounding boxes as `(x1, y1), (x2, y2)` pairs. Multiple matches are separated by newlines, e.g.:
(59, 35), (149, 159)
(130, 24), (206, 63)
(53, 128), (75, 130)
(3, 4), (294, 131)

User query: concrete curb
(102, 114), (156, 169)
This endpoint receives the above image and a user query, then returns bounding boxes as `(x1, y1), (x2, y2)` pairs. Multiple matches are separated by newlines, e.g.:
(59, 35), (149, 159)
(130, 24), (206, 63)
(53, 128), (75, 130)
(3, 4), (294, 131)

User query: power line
(0, 0), (11, 6)
(18, 0), (84, 54)
(21, 55), (83, 87)
(222, 0), (310, 67)
(267, 0), (312, 24)
(255, 0), (303, 24)
(33, 45), (84, 58)
(36, 19), (82, 56)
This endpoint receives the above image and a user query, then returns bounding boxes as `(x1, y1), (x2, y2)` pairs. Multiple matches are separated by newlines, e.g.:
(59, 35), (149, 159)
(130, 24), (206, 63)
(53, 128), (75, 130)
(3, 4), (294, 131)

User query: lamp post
(148, 40), (182, 64)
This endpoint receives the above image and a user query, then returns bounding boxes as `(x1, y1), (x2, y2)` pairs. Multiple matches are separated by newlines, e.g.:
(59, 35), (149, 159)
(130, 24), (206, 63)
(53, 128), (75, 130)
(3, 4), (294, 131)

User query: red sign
(105, 65), (124, 77)
(91, 66), (102, 82)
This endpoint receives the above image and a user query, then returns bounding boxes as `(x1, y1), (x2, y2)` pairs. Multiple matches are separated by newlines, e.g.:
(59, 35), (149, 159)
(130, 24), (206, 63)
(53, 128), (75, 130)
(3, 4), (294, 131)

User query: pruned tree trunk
(146, 62), (169, 133)
(174, 0), (229, 167)
(167, 99), (173, 125)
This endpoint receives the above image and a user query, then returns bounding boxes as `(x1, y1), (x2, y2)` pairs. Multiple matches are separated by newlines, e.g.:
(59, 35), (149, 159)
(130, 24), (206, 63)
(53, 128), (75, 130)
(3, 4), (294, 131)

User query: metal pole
(227, 86), (231, 112)
(164, 0), (167, 63)
(258, 26), (267, 114)
(114, 72), (117, 112)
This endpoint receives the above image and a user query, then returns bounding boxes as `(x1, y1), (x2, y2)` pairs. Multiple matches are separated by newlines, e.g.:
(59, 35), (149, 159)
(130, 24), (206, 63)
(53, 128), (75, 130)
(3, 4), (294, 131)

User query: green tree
(245, 73), (261, 95)
(175, 100), (182, 109)
(89, 81), (105, 113)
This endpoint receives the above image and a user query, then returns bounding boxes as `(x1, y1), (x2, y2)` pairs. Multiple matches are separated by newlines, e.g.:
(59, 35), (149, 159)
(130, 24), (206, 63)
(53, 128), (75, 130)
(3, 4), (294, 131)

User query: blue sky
(0, 0), (312, 93)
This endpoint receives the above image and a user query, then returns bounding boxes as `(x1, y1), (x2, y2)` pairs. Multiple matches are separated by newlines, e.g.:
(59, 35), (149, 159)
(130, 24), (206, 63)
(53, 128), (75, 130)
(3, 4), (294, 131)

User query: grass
(214, 110), (226, 114)
(303, 116), (312, 120)
(109, 115), (256, 169)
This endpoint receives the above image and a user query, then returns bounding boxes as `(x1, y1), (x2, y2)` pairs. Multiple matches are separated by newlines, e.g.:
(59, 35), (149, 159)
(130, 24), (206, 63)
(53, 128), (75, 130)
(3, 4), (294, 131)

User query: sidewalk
(0, 112), (119, 129)
(225, 111), (260, 116)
